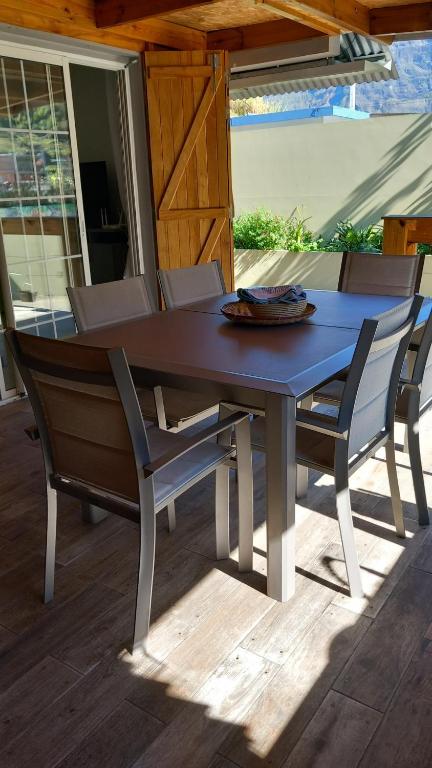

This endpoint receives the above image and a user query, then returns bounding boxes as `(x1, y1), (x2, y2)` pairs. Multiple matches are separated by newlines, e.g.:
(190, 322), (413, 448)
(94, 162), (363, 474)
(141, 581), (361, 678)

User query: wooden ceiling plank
(207, 17), (324, 51)
(254, 0), (370, 35)
(95, 0), (215, 28)
(370, 2), (432, 35)
(0, 0), (207, 51)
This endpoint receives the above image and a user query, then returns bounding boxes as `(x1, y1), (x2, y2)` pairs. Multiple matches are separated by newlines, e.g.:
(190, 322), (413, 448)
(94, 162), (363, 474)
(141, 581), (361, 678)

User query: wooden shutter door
(144, 50), (233, 291)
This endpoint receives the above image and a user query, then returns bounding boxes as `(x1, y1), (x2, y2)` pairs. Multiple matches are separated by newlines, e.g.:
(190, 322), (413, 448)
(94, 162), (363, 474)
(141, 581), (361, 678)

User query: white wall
(234, 249), (432, 296)
(231, 114), (432, 237)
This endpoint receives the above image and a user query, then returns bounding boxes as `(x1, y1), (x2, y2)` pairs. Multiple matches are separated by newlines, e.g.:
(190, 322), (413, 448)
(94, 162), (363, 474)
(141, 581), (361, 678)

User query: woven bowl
(247, 298), (307, 319)
(221, 301), (317, 326)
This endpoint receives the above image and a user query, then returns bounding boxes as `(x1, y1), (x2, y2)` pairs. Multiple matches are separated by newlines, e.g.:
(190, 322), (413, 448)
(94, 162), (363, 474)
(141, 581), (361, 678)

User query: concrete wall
(234, 249), (432, 296)
(231, 114), (432, 237)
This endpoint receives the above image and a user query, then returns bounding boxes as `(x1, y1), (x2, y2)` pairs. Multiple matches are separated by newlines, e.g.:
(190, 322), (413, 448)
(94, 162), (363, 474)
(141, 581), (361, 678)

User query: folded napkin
(237, 285), (307, 305)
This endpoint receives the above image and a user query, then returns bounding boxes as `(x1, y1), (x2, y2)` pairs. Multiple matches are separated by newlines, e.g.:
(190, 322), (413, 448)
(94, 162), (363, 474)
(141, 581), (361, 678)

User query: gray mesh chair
(67, 277), (219, 432)
(247, 296), (422, 598)
(338, 251), (423, 296)
(68, 277), (222, 532)
(395, 309), (432, 526)
(158, 261), (226, 309)
(6, 330), (253, 654)
(314, 252), (424, 408)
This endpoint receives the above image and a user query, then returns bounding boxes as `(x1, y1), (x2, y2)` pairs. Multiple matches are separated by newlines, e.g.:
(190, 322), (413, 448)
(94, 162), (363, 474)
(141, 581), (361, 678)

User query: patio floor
(1, 398), (432, 767)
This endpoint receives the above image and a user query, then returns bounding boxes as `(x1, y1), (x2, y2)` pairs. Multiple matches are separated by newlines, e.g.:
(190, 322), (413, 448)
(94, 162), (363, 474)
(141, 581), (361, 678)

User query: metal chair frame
(6, 330), (253, 655)
(395, 310), (432, 526)
(245, 296), (422, 598)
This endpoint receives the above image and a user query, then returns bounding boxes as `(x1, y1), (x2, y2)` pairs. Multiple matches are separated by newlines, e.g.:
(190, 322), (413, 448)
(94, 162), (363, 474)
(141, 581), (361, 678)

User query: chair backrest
(6, 330), (149, 506)
(338, 252), (423, 296)
(338, 296), (422, 457)
(67, 276), (154, 333)
(411, 308), (432, 409)
(158, 261), (226, 309)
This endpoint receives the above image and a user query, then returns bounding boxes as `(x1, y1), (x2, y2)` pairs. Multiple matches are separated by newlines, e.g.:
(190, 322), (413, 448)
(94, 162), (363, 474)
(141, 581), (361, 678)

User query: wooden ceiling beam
(254, 0), (370, 36)
(370, 3), (432, 36)
(0, 0), (207, 51)
(207, 18), (324, 51)
(95, 0), (215, 28)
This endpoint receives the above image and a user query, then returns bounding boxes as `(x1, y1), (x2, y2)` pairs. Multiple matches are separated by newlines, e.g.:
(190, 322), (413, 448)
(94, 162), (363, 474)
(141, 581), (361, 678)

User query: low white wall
(234, 249), (432, 296)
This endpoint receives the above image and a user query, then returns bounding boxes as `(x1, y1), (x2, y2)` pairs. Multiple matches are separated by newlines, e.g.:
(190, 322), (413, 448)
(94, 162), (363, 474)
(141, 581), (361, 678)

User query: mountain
(264, 39), (432, 114)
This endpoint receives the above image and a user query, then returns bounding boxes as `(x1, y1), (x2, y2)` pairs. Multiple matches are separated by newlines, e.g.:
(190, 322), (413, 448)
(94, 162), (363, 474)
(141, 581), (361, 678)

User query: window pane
(23, 61), (53, 132)
(0, 54), (85, 394)
(50, 65), (68, 132)
(0, 131), (18, 197)
(5, 58), (28, 130)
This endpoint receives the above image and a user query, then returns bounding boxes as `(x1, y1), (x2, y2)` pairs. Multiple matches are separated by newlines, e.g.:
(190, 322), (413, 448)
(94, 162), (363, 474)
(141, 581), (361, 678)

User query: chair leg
(44, 485), (57, 604)
(215, 404), (232, 560)
(335, 469), (363, 599)
(407, 419), (430, 527)
(235, 417), (254, 573)
(167, 501), (176, 532)
(154, 385), (177, 533)
(215, 464), (230, 560)
(385, 439), (406, 538)
(296, 395), (313, 499)
(403, 351), (417, 453)
(296, 466), (309, 499)
(133, 491), (156, 655)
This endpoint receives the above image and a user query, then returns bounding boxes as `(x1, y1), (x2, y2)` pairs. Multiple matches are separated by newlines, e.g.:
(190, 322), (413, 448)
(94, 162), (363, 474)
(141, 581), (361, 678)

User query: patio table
(69, 289), (432, 602)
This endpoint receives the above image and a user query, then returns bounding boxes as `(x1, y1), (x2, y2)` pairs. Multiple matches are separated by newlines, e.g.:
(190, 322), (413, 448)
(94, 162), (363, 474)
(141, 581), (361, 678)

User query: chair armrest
(296, 408), (348, 440)
(143, 411), (249, 477)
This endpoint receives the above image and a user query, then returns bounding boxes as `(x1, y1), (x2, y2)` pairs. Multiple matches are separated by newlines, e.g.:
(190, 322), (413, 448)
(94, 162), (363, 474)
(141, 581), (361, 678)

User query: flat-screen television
(79, 161), (110, 228)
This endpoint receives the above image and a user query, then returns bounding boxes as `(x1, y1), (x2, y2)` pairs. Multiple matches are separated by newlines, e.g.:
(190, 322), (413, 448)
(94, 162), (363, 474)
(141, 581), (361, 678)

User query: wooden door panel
(144, 50), (233, 290)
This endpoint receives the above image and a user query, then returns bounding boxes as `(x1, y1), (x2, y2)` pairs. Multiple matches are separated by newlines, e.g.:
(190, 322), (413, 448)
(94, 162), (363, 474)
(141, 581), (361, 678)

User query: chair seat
(147, 426), (233, 508)
(250, 416), (335, 473)
(137, 387), (219, 428)
(313, 378), (345, 406)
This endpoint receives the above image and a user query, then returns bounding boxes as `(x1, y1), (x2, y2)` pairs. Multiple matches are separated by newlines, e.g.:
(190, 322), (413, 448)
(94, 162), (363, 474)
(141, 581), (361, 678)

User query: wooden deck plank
(0, 657), (81, 751)
(334, 567), (432, 712)
(0, 583), (122, 694)
(1, 399), (432, 768)
(56, 700), (164, 768)
(222, 604), (371, 768)
(0, 652), (156, 768)
(359, 648), (432, 768)
(282, 690), (381, 768)
(131, 647), (278, 768)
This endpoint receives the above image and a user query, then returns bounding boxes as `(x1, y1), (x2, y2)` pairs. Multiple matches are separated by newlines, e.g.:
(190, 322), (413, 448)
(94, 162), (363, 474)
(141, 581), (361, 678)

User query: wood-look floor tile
(282, 690), (381, 768)
(334, 566), (432, 712)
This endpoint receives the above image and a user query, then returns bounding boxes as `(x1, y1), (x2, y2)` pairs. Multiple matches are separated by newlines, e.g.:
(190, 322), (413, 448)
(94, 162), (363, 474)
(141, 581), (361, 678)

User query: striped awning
(230, 33), (398, 99)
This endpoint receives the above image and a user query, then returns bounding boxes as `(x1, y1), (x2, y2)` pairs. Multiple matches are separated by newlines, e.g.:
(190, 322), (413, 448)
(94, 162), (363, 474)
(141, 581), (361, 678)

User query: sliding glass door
(0, 50), (89, 398)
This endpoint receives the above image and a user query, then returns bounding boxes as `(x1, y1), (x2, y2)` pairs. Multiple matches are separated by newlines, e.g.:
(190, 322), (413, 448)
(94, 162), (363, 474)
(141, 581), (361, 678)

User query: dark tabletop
(71, 291), (431, 400)
(179, 289), (432, 329)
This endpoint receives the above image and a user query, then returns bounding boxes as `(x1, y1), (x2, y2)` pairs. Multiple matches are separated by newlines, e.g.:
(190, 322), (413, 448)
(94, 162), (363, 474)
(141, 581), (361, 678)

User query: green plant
(325, 220), (383, 252)
(233, 208), (323, 251)
(233, 209), (288, 250)
(285, 210), (323, 252)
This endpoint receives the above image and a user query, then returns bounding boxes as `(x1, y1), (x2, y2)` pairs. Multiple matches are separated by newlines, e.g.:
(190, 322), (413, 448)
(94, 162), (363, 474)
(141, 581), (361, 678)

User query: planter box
(234, 250), (343, 291)
(234, 249), (432, 296)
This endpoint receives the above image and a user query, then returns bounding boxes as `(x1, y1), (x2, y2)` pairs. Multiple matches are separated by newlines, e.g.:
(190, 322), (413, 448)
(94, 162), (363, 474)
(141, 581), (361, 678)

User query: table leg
(266, 392), (296, 601)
